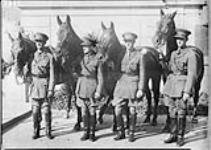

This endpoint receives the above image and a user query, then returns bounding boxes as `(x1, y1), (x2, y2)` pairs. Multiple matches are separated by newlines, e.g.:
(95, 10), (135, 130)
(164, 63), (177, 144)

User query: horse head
(54, 15), (83, 72)
(7, 32), (36, 84)
(153, 9), (177, 49)
(99, 21), (124, 71)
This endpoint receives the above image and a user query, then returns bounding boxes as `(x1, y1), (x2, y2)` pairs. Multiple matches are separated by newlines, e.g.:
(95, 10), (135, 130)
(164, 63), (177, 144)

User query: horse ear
(110, 22), (114, 30)
(7, 32), (14, 42)
(57, 16), (62, 26)
(18, 32), (23, 40)
(101, 22), (106, 30)
(66, 15), (71, 25)
(160, 9), (165, 16)
(171, 11), (177, 19)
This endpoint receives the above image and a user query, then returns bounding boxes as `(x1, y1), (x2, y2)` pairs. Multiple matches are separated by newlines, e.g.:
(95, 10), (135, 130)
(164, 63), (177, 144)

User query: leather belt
(122, 72), (138, 76)
(31, 73), (49, 78)
(173, 72), (187, 76)
(80, 74), (96, 79)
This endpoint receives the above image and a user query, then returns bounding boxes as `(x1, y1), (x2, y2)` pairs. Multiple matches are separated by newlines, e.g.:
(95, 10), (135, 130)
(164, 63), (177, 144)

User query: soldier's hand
(136, 90), (144, 99)
(94, 92), (101, 100)
(47, 90), (54, 98)
(182, 92), (190, 102)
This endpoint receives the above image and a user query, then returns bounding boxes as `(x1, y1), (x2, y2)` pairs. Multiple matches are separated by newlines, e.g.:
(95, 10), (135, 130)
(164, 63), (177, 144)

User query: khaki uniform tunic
(30, 48), (55, 99)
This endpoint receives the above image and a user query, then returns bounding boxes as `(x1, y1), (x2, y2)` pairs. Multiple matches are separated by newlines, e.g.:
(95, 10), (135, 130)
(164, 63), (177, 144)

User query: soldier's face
(35, 41), (45, 49)
(176, 38), (186, 48)
(125, 40), (135, 50)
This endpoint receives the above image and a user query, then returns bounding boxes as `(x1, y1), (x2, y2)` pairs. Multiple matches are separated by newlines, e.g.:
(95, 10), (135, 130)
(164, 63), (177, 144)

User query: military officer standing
(163, 29), (204, 146)
(112, 32), (143, 142)
(75, 35), (104, 142)
(30, 33), (55, 139)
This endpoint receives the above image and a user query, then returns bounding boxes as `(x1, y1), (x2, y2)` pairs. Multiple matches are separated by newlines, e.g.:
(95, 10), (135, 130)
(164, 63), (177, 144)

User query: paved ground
(2, 72), (31, 124)
(2, 108), (208, 149)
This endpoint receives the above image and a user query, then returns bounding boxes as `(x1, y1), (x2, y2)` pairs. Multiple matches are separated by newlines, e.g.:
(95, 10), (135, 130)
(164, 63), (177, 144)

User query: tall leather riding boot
(89, 115), (97, 142)
(81, 115), (90, 141)
(162, 113), (171, 132)
(128, 113), (137, 142)
(177, 117), (186, 146)
(126, 106), (130, 131)
(114, 115), (125, 140)
(164, 118), (178, 143)
(45, 111), (53, 139)
(32, 112), (40, 139)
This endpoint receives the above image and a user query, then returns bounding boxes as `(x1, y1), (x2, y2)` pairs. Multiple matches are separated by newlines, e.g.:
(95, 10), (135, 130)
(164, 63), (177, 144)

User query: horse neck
(165, 32), (177, 61)
(108, 37), (124, 71)
(69, 25), (82, 43)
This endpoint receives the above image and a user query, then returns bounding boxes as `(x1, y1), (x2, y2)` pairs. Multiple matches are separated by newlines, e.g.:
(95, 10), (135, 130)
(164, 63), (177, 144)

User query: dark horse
(98, 22), (162, 126)
(53, 15), (84, 130)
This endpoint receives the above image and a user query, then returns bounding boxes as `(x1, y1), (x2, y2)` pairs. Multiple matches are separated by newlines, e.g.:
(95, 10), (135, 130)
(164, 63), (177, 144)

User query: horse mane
(60, 23), (83, 64)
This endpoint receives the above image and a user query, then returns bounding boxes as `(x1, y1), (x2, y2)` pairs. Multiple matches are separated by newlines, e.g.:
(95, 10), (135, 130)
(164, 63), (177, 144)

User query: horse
(98, 21), (162, 126)
(52, 15), (84, 130)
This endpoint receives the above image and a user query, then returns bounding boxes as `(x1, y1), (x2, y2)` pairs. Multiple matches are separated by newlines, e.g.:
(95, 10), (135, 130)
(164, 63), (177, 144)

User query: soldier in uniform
(75, 35), (104, 142)
(112, 32), (143, 142)
(30, 33), (55, 139)
(163, 29), (204, 146)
